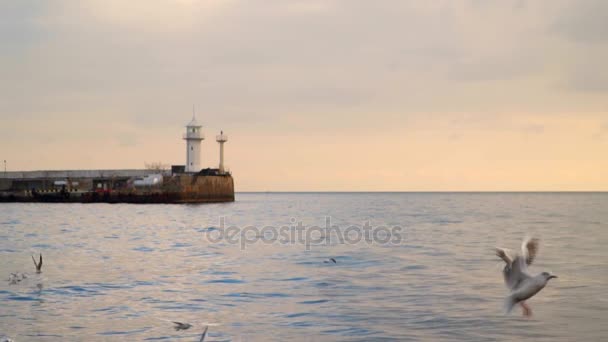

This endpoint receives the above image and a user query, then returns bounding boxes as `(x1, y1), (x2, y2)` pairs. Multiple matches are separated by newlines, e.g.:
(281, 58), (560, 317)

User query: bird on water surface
(495, 237), (557, 316)
(7, 272), (27, 285)
(172, 321), (192, 331)
(8, 254), (42, 285)
(170, 321), (208, 341)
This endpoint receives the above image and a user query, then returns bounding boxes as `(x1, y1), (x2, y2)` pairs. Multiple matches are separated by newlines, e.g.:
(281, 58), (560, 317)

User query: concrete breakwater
(0, 169), (235, 204)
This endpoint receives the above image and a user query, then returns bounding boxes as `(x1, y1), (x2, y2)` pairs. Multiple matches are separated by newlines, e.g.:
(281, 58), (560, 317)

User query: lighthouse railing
(183, 132), (204, 139)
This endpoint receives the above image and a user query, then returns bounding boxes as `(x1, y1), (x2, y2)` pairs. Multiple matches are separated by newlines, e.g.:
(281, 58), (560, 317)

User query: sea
(1, 192), (607, 341)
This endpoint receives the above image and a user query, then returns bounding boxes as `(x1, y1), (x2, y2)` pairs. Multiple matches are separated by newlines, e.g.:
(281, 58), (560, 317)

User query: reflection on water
(1, 193), (607, 341)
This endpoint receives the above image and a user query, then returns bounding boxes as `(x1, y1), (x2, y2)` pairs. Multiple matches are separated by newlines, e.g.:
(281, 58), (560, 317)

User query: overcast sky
(1, 0), (607, 191)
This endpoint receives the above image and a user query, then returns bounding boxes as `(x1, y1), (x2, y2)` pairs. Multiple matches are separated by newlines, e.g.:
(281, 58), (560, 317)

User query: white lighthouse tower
(183, 111), (204, 173)
(216, 131), (228, 174)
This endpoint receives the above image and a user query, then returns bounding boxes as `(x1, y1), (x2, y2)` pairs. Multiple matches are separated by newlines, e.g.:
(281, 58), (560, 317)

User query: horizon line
(236, 191), (608, 193)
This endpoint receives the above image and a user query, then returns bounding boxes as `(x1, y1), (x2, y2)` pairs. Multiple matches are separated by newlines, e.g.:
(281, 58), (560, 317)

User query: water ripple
(0, 193), (607, 341)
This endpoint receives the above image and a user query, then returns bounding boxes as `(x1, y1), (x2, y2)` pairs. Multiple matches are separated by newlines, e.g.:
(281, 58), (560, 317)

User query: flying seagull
(495, 237), (557, 316)
(199, 326), (208, 342)
(172, 321), (192, 331)
(324, 258), (337, 264)
(32, 254), (42, 273)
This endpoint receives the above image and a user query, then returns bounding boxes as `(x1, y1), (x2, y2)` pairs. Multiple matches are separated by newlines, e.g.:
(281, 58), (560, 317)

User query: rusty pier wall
(162, 174), (235, 203)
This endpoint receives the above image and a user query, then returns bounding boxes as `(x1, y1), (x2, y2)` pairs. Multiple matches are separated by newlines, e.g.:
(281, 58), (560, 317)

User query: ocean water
(1, 192), (607, 341)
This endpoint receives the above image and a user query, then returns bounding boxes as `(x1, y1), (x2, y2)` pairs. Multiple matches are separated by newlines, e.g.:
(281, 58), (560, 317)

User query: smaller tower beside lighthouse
(216, 131), (228, 174)
(183, 112), (204, 173)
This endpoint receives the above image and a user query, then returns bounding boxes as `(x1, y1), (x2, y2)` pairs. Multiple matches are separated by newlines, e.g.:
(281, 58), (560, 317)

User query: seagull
(8, 272), (27, 285)
(32, 254), (42, 273)
(172, 321), (192, 331)
(324, 258), (337, 264)
(495, 237), (557, 316)
(199, 326), (208, 342)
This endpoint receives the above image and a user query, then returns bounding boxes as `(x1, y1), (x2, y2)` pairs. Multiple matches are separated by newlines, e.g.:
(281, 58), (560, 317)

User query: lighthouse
(183, 113), (204, 173)
(216, 131), (228, 174)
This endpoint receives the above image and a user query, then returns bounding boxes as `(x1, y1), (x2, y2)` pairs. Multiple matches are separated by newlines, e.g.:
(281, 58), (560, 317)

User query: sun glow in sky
(1, 0), (607, 191)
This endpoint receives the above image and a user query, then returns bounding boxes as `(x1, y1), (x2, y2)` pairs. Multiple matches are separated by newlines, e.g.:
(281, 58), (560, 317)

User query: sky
(1, 0), (607, 191)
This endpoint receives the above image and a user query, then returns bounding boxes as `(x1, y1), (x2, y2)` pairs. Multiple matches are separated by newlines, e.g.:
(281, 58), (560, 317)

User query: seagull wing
(199, 326), (208, 342)
(495, 247), (513, 265)
(521, 237), (539, 266)
(505, 255), (531, 291)
(496, 247), (524, 289)
(31, 254), (42, 272)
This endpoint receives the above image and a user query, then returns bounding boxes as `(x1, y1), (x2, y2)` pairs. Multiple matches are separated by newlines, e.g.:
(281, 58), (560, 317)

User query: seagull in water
(32, 253), (42, 273)
(172, 321), (192, 331)
(495, 237), (557, 316)
(8, 254), (42, 285)
(8, 272), (27, 285)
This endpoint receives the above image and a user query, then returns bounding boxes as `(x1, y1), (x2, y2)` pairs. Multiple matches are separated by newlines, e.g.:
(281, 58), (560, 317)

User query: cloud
(447, 55), (541, 82)
(0, 1), (48, 54)
(1, 0), (604, 122)
(0, 1), (607, 189)
(563, 52), (608, 92)
(552, 0), (608, 44)
(521, 123), (545, 135)
(593, 122), (608, 139)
